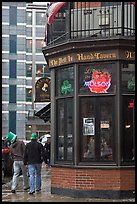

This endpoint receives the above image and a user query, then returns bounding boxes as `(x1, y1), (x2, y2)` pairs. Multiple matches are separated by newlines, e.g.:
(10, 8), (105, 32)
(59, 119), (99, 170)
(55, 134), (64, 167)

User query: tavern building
(42, 2), (135, 199)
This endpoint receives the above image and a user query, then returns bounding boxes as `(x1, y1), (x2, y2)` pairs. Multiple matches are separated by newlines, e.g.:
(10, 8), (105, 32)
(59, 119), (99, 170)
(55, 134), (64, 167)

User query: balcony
(45, 2), (135, 47)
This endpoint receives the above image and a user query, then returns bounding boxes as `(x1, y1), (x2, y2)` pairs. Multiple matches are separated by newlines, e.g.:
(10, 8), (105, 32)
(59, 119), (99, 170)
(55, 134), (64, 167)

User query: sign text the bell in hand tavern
(48, 50), (135, 68)
(49, 51), (117, 67)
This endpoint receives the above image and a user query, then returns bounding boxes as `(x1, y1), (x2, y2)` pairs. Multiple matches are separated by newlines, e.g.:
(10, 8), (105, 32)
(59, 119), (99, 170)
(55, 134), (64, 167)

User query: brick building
(42, 2), (135, 199)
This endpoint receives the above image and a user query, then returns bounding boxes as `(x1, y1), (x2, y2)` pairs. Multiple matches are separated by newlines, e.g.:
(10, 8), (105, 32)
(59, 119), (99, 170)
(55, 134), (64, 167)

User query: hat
(31, 133), (37, 139)
(6, 131), (17, 144)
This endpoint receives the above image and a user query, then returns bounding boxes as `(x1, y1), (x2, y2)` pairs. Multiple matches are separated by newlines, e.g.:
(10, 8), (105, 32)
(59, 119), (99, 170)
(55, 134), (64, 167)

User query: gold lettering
(58, 57), (67, 65)
(68, 55), (73, 62)
(94, 52), (100, 59)
(77, 54), (84, 60)
(125, 51), (135, 59)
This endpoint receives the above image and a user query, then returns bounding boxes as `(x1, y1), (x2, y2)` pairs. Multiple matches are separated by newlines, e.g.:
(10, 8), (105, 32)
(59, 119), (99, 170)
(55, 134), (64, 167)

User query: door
(80, 96), (114, 162)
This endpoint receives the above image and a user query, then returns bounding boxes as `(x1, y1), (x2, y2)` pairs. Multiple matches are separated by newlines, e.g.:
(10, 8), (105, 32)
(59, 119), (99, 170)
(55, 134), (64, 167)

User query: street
(2, 167), (135, 202)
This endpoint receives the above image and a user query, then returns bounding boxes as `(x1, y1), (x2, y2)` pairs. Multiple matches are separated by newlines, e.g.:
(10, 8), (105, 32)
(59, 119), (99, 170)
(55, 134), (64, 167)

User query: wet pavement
(2, 167), (135, 202)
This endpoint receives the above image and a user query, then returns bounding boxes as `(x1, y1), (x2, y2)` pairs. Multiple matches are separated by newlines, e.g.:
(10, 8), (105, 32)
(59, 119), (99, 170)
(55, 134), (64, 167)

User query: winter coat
(10, 140), (26, 161)
(23, 139), (47, 165)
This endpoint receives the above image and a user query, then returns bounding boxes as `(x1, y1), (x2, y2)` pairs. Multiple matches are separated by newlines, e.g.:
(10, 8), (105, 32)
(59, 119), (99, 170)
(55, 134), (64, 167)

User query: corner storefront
(43, 37), (135, 199)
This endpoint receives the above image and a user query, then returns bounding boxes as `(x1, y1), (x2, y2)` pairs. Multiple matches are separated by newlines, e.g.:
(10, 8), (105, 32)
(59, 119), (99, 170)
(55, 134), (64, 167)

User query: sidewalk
(2, 167), (135, 202)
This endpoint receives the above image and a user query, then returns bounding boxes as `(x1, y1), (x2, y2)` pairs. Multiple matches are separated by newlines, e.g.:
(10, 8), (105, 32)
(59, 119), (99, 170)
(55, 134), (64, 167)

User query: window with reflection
(122, 63), (135, 93)
(122, 96), (135, 163)
(56, 98), (73, 162)
(9, 85), (16, 103)
(36, 12), (46, 25)
(26, 88), (32, 102)
(80, 97), (114, 162)
(10, 6), (17, 25)
(79, 63), (116, 94)
(26, 64), (32, 77)
(56, 66), (74, 96)
(9, 60), (16, 78)
(26, 39), (32, 52)
(26, 11), (32, 25)
(36, 64), (43, 77)
(36, 39), (43, 53)
(10, 35), (17, 53)
(36, 64), (50, 77)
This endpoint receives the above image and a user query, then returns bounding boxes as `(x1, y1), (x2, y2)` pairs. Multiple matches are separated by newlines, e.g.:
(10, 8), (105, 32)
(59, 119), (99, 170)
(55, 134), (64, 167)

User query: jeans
(11, 160), (29, 191)
(28, 163), (42, 193)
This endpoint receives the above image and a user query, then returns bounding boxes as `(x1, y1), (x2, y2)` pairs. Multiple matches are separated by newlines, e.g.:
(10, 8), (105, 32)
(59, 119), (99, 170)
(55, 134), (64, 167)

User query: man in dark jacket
(23, 133), (47, 194)
(6, 132), (29, 193)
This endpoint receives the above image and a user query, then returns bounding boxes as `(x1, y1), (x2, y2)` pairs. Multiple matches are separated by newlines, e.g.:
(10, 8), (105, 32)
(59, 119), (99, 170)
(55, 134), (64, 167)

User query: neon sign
(128, 101), (134, 109)
(84, 69), (111, 93)
(128, 76), (135, 91)
(61, 80), (73, 95)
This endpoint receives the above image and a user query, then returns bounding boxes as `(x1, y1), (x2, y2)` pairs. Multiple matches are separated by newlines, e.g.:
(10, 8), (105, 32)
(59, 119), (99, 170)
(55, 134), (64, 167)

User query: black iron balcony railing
(46, 2), (135, 46)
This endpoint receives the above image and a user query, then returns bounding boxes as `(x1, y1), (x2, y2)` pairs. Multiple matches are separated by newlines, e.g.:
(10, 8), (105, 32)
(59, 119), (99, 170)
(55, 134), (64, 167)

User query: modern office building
(42, 2), (135, 199)
(2, 2), (50, 140)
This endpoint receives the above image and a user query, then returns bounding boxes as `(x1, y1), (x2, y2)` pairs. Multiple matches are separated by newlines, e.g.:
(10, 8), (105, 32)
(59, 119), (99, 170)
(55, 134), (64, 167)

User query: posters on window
(83, 118), (95, 135)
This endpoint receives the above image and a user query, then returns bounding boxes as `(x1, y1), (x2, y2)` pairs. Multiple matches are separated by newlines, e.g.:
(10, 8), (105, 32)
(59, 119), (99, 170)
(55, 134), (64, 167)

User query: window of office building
(26, 39), (32, 52)
(9, 111), (16, 133)
(36, 64), (44, 77)
(10, 35), (17, 53)
(36, 64), (50, 77)
(26, 11), (32, 25)
(26, 88), (32, 102)
(36, 12), (46, 25)
(9, 85), (16, 103)
(26, 64), (32, 77)
(9, 60), (16, 78)
(9, 6), (17, 25)
(26, 124), (32, 140)
(36, 39), (43, 53)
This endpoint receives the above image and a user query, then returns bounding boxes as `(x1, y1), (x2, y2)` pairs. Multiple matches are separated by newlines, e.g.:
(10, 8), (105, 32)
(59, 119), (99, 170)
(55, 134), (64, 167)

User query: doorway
(80, 96), (115, 162)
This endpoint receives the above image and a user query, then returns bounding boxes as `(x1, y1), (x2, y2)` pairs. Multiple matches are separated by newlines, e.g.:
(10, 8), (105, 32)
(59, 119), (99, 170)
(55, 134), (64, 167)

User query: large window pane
(122, 96), (135, 162)
(26, 39), (32, 52)
(79, 63), (116, 94)
(26, 11), (32, 25)
(9, 60), (16, 78)
(26, 88), (32, 102)
(10, 35), (17, 53)
(122, 63), (135, 93)
(36, 39), (43, 53)
(56, 66), (74, 96)
(57, 100), (65, 160)
(26, 64), (32, 77)
(9, 85), (16, 103)
(36, 12), (46, 25)
(9, 6), (17, 25)
(57, 98), (73, 161)
(9, 111), (16, 133)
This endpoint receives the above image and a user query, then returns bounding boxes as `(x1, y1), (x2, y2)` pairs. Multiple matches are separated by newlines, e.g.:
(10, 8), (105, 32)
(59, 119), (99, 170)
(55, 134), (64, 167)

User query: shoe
(11, 190), (16, 193)
(29, 191), (35, 195)
(36, 189), (41, 192)
(24, 187), (30, 191)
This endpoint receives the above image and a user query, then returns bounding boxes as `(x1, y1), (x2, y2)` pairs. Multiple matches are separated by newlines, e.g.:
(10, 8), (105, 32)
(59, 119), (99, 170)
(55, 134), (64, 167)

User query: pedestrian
(6, 131), (29, 193)
(23, 133), (47, 195)
(44, 131), (51, 168)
